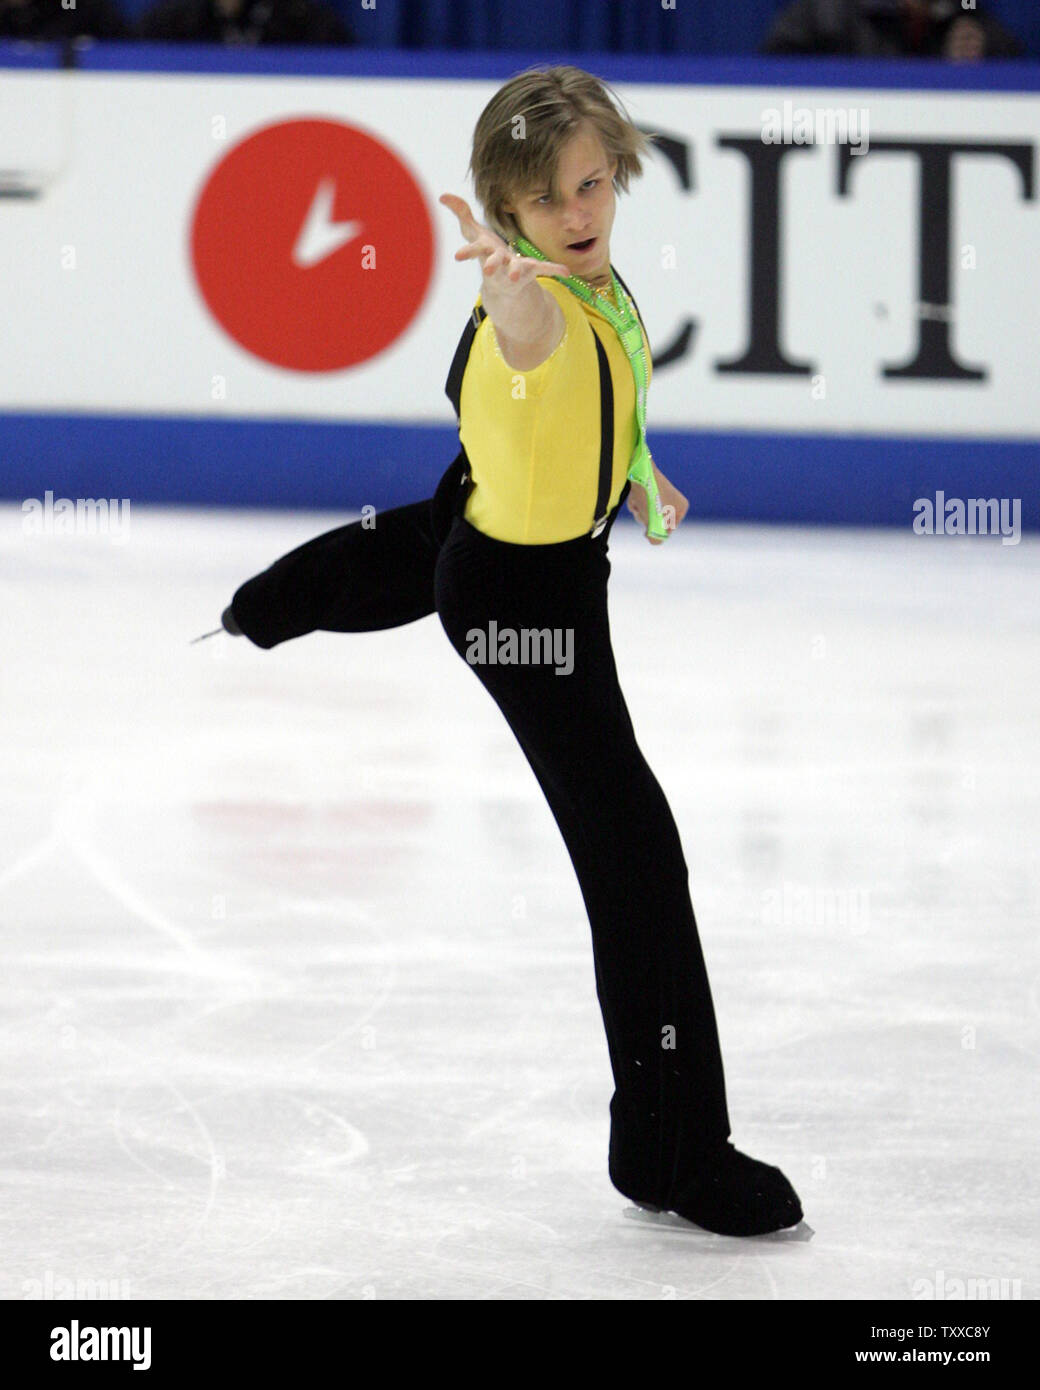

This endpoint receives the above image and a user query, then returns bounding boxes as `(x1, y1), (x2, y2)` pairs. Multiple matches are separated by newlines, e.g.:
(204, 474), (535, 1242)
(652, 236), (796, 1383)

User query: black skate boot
(221, 605), (243, 636)
(655, 1141), (804, 1236)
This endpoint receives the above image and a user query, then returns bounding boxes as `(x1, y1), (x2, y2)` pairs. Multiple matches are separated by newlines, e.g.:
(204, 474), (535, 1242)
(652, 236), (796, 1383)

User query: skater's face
(503, 123), (618, 283)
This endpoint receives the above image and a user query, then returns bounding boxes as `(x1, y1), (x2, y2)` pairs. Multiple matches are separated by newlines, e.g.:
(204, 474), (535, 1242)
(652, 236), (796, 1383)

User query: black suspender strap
(444, 302), (486, 421)
(589, 322), (614, 537)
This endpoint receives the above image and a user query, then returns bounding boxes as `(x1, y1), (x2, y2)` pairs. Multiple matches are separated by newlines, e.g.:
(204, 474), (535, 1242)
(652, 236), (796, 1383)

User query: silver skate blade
(623, 1205), (815, 1241)
(764, 1220), (815, 1242)
(622, 1205), (703, 1232)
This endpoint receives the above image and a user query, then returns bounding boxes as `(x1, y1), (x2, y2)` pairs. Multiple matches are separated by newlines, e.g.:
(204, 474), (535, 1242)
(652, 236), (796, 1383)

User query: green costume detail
(511, 234), (669, 542)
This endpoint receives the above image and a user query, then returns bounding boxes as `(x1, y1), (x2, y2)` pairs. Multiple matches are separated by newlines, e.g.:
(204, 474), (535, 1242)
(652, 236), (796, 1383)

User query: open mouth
(567, 237), (597, 253)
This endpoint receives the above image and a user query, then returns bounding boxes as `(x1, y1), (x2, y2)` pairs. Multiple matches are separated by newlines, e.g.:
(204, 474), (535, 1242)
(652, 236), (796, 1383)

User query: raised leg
(230, 497), (441, 649)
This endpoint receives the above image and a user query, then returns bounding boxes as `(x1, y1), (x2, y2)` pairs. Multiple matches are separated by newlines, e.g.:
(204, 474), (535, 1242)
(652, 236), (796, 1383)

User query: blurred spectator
(0, 0), (127, 39)
(137, 0), (355, 45)
(762, 0), (1025, 59)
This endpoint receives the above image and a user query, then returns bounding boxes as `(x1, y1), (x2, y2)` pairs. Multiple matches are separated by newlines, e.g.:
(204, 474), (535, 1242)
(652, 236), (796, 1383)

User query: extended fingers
(439, 192), (481, 240)
(486, 247), (514, 273)
(454, 240), (489, 262)
(510, 256), (570, 279)
(495, 254), (571, 283)
(455, 234), (506, 266)
(439, 192), (471, 221)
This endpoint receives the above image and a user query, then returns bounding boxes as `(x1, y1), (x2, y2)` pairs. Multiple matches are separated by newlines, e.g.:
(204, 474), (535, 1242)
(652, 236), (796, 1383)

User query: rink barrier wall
(3, 413), (1037, 530)
(1, 46), (1037, 528)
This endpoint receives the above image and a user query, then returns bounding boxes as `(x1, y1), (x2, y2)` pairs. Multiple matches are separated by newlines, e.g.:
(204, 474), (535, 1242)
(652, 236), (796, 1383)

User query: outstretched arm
(440, 193), (569, 371)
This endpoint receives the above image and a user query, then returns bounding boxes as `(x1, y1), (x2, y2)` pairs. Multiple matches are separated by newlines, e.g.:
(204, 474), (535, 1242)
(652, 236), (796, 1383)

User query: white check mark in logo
(291, 178), (363, 268)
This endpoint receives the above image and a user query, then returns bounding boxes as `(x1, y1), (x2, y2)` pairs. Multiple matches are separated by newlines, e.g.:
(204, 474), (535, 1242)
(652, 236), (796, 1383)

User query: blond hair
(467, 65), (656, 242)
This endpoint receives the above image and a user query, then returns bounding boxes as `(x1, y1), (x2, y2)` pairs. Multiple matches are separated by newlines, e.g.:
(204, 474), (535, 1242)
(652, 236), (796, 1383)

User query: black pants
(232, 485), (733, 1208)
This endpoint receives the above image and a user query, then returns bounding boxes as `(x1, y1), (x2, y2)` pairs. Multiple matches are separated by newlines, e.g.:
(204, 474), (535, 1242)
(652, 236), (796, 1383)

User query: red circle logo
(190, 118), (434, 372)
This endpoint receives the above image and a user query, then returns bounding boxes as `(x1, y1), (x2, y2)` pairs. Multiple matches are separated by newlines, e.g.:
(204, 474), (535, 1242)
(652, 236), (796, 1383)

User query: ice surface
(2, 502), (1037, 1299)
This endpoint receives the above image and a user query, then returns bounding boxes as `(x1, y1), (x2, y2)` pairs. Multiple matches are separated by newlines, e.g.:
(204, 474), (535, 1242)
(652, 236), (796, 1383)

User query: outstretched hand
(439, 193), (570, 295)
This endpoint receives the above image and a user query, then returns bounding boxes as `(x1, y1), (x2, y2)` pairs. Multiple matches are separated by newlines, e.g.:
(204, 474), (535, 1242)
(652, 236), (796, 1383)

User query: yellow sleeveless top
(458, 277), (652, 545)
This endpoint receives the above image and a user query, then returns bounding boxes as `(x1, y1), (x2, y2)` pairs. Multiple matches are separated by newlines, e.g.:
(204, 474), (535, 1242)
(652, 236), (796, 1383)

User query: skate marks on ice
(5, 506), (1039, 1297)
(623, 1204), (815, 1242)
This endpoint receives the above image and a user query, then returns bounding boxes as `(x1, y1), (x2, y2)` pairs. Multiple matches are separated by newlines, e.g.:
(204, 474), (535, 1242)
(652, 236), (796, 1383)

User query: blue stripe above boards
(1, 412), (1037, 530)
(0, 41), (1033, 92)
(0, 39), (63, 67)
